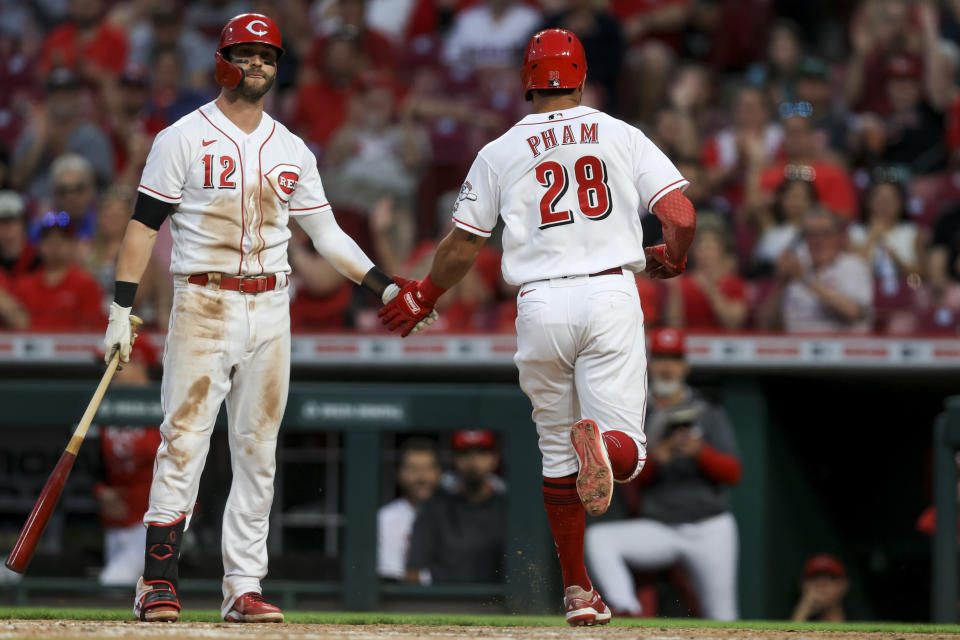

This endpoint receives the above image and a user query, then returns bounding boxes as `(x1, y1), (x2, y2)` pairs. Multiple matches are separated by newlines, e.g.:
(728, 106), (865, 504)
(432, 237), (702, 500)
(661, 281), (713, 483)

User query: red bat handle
(5, 451), (77, 573)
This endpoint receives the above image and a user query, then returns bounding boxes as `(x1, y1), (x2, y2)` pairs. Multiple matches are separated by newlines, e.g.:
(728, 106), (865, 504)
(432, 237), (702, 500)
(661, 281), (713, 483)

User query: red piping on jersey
(512, 110), (598, 127)
(452, 217), (493, 235)
(289, 203), (330, 212)
(139, 184), (181, 201)
(198, 108), (247, 275)
(646, 178), (687, 211)
(263, 162), (303, 203)
(256, 123), (276, 275)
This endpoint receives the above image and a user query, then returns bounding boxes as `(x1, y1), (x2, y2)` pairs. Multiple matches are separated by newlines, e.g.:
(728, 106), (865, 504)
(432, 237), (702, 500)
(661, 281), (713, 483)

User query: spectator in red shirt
(102, 66), (168, 185)
(292, 32), (367, 149)
(288, 224), (354, 331)
(95, 337), (162, 586)
(308, 0), (395, 71)
(0, 191), (40, 278)
(662, 217), (748, 331)
(844, 0), (922, 116)
(38, 0), (130, 83)
(11, 210), (104, 331)
(757, 112), (857, 219)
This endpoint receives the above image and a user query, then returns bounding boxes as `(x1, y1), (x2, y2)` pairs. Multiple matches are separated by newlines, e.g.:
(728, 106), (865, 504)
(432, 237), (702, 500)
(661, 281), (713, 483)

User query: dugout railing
(0, 382), (555, 613)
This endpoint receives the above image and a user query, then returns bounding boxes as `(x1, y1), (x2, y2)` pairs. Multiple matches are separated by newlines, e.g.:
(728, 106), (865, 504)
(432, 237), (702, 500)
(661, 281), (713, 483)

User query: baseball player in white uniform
(380, 29), (697, 626)
(102, 13), (421, 623)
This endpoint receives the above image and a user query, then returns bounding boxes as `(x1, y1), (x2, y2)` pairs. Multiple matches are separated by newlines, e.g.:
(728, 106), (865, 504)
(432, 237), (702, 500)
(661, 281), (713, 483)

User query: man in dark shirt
(585, 328), (742, 620)
(406, 429), (507, 584)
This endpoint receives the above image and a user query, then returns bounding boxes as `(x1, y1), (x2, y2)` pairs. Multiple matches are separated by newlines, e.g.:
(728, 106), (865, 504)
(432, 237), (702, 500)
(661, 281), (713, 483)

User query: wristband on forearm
(360, 266), (393, 299)
(418, 274), (446, 306)
(114, 281), (138, 308)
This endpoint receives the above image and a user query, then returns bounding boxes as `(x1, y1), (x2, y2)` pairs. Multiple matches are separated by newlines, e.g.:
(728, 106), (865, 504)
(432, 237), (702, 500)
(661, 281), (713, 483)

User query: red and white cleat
(564, 585), (612, 626)
(224, 592), (284, 623)
(134, 579), (180, 622)
(570, 419), (613, 516)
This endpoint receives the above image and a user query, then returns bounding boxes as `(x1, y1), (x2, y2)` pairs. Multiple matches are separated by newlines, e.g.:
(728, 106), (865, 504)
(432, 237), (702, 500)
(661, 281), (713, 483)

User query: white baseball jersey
(138, 101), (330, 276)
(452, 105), (687, 285)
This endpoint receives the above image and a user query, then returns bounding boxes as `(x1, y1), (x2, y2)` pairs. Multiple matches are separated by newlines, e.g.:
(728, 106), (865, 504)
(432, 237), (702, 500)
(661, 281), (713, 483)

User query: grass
(1, 608), (960, 634)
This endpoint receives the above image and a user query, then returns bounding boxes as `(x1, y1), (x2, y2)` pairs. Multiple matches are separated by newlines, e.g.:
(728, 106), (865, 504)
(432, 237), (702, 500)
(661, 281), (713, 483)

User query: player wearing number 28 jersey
(380, 29), (696, 626)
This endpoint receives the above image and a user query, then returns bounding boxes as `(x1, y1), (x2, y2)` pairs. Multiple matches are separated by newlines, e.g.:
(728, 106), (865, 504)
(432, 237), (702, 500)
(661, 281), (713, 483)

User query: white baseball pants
(143, 276), (290, 617)
(585, 512), (739, 620)
(514, 269), (648, 478)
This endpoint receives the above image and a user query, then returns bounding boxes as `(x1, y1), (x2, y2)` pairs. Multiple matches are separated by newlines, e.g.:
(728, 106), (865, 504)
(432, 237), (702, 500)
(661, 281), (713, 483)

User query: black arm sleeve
(131, 192), (174, 230)
(360, 266), (393, 299)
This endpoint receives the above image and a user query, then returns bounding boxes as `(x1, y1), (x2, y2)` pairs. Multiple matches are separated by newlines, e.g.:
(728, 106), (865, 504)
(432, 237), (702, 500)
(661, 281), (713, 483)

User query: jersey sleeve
(138, 127), (191, 204)
(631, 127), (688, 212)
(451, 153), (499, 238)
(288, 144), (333, 216)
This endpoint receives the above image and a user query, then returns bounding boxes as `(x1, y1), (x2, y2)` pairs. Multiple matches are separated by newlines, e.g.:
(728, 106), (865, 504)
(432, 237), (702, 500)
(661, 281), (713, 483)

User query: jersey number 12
(202, 154), (237, 189)
(536, 155), (612, 229)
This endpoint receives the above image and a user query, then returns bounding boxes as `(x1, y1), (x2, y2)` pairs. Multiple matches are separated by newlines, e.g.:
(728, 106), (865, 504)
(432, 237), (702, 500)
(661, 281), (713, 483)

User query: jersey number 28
(535, 155), (612, 229)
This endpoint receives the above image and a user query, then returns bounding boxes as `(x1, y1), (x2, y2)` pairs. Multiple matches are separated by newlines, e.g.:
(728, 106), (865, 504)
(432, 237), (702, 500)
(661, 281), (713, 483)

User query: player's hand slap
(644, 244), (687, 279)
(379, 276), (441, 337)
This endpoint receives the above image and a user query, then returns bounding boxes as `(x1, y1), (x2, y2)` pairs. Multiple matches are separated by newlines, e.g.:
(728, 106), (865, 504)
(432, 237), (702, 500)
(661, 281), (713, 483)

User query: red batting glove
(644, 244), (687, 279)
(378, 275), (446, 337)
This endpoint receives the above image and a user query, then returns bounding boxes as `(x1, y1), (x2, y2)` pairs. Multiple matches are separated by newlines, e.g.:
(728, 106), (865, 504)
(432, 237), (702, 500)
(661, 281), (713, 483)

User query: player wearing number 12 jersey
(380, 29), (696, 625)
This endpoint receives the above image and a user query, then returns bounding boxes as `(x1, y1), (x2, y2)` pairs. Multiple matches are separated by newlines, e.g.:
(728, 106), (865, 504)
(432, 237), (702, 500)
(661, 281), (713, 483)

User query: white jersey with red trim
(138, 101), (330, 277)
(452, 105), (687, 285)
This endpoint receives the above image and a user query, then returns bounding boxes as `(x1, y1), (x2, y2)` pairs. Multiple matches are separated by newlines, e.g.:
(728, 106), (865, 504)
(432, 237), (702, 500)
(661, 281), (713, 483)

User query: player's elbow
(652, 190), (696, 231)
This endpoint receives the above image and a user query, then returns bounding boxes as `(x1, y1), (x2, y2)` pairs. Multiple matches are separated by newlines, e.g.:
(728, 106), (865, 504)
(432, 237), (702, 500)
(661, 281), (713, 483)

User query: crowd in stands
(2, 0), (960, 335)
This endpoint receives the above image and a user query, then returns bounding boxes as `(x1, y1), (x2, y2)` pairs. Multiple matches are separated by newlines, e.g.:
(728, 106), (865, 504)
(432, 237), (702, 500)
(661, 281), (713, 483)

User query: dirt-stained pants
(140, 276), (290, 617)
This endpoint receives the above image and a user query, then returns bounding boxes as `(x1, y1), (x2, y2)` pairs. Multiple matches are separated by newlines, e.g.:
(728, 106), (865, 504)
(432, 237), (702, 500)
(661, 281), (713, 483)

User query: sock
(603, 430), (640, 482)
(143, 514), (186, 590)
(542, 474), (591, 591)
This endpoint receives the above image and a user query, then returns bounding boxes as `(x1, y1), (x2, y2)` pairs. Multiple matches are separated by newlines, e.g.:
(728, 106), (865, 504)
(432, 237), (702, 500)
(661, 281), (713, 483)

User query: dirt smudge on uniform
(171, 376), (211, 434)
(255, 337), (288, 441)
(163, 431), (188, 471)
(252, 179), (283, 271)
(196, 193), (243, 271)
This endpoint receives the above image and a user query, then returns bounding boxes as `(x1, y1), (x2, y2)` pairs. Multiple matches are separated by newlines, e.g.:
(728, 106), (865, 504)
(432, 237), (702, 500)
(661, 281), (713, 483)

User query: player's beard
(235, 72), (275, 102)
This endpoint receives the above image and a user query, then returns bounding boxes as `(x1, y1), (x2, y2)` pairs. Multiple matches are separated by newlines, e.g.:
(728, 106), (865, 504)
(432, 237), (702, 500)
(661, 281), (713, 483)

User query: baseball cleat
(564, 585), (612, 626)
(224, 592), (284, 623)
(134, 579), (180, 622)
(570, 419), (613, 516)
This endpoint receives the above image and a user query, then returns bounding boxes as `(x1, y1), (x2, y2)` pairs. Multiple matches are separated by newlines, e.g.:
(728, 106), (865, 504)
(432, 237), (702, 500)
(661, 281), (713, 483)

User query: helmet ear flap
(215, 49), (245, 89)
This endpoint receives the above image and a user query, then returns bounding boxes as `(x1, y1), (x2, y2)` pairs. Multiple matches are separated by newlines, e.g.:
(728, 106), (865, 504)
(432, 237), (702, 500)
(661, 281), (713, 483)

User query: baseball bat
(4, 316), (143, 574)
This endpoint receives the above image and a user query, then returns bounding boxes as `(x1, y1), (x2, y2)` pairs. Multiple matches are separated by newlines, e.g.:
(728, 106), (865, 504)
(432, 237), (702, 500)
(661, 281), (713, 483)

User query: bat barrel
(4, 451), (77, 573)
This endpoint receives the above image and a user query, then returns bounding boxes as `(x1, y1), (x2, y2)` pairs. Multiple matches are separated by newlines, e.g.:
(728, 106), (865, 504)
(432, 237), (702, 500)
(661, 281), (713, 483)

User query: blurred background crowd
(2, 0), (960, 335)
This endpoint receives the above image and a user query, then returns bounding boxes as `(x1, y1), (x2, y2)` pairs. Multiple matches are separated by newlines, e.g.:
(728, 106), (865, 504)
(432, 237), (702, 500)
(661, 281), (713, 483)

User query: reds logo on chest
(277, 172), (298, 194)
(264, 163), (301, 202)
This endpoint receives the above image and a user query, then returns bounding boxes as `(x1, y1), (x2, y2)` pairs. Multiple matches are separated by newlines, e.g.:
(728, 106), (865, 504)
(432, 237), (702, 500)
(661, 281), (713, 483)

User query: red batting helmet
(522, 29), (587, 101)
(215, 13), (284, 89)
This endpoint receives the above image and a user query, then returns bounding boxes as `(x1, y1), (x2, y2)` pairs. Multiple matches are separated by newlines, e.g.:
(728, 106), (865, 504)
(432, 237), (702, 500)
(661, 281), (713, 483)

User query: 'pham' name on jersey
(526, 122), (598, 158)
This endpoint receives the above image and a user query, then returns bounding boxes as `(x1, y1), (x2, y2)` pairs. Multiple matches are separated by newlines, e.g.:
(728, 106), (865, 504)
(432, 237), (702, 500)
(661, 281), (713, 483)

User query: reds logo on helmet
(277, 171), (298, 195)
(245, 20), (270, 36)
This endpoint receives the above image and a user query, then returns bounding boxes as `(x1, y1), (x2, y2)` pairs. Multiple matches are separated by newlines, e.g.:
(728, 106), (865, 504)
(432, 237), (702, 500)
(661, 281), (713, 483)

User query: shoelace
(246, 593), (266, 603)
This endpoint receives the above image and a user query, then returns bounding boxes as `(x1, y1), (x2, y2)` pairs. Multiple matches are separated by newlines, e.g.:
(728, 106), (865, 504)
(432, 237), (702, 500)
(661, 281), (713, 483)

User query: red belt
(588, 267), (622, 277)
(187, 273), (279, 293)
